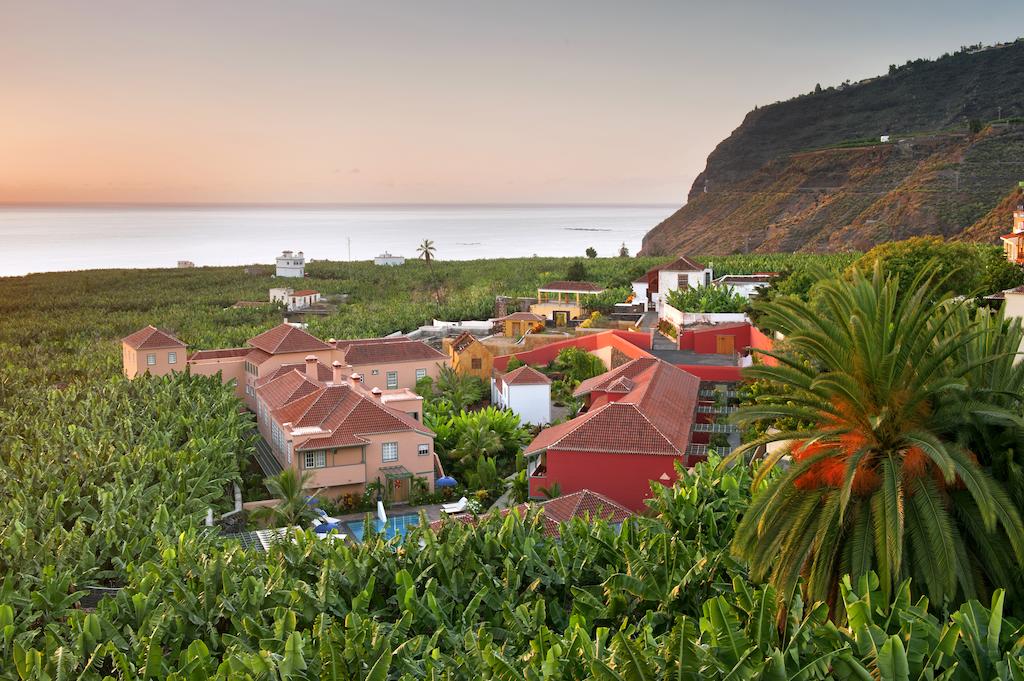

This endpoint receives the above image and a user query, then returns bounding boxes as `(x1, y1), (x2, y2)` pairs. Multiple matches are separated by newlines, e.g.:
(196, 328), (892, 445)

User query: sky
(1, 1), (1022, 205)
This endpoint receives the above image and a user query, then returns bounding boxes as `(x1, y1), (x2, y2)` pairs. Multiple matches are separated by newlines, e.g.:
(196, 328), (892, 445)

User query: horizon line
(0, 200), (682, 209)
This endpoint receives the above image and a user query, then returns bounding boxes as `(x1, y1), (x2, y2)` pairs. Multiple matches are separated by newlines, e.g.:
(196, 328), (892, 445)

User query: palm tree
(453, 421), (503, 467)
(729, 266), (1024, 615)
(417, 238), (436, 264)
(250, 469), (318, 528)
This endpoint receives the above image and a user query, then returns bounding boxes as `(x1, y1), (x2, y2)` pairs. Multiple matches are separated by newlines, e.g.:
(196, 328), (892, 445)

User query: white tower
(275, 250), (305, 278)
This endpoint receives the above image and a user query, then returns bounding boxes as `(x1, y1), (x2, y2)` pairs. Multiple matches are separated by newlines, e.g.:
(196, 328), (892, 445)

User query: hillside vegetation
(642, 40), (1024, 256)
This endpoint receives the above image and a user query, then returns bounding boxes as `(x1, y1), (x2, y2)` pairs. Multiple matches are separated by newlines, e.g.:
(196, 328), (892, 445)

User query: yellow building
(529, 281), (606, 326)
(444, 331), (495, 380)
(496, 312), (546, 338)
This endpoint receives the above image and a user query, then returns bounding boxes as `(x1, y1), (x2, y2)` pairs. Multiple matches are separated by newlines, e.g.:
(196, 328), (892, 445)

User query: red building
(525, 357), (729, 511)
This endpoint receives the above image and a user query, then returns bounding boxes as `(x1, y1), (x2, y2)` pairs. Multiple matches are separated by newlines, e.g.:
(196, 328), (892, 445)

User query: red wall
(749, 326), (778, 366)
(493, 330), (652, 371)
(539, 448), (684, 511)
(679, 323), (752, 354)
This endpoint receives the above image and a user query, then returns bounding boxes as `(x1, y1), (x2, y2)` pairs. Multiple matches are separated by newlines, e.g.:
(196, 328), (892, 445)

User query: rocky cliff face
(641, 41), (1024, 256)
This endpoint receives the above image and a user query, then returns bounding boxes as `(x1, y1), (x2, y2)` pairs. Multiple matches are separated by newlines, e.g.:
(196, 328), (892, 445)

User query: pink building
(255, 356), (440, 499)
(121, 326), (187, 378)
(332, 337), (448, 392)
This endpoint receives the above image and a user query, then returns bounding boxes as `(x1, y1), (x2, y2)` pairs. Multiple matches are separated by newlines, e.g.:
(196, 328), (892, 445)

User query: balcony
(528, 464), (548, 499)
(309, 463), (367, 488)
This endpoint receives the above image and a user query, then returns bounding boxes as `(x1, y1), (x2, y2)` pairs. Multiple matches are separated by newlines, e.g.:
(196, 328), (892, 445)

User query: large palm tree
(730, 266), (1024, 615)
(417, 239), (441, 304)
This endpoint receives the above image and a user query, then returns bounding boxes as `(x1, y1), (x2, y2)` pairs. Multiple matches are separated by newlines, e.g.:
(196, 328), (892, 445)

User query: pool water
(346, 514), (420, 542)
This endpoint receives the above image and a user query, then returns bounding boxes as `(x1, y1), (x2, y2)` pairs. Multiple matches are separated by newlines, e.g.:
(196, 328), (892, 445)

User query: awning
(379, 465), (412, 480)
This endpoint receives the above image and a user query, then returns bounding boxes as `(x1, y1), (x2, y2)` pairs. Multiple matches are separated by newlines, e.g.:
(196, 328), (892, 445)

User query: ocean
(0, 204), (677, 277)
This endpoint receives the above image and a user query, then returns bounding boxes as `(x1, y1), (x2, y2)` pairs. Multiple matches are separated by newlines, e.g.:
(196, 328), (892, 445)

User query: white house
(276, 250), (305, 278)
(270, 288), (321, 311)
(631, 274), (649, 309)
(999, 285), (1024, 360)
(656, 256), (713, 310)
(491, 365), (552, 426)
(374, 252), (406, 266)
(711, 273), (777, 299)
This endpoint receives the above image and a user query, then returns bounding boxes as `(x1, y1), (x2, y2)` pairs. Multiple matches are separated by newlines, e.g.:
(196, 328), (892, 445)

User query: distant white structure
(491, 365), (552, 426)
(269, 287), (321, 311)
(177, 260), (195, 268)
(276, 250), (305, 278)
(880, 135), (890, 143)
(711, 273), (777, 299)
(374, 252), (406, 266)
(656, 255), (713, 311)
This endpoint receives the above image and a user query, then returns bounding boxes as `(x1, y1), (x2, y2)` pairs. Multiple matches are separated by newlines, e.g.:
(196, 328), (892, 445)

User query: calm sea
(0, 204), (677, 277)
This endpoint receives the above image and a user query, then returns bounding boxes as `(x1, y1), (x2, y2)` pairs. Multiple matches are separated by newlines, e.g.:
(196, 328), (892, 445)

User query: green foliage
(552, 346), (606, 385)
(665, 284), (748, 313)
(250, 469), (318, 528)
(733, 265), (1024, 615)
(585, 247), (597, 259)
(504, 357), (525, 371)
(566, 258), (589, 281)
(584, 287), (631, 314)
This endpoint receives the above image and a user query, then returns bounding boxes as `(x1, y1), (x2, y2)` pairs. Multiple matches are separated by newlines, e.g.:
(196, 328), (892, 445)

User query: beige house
(332, 337), (448, 391)
(256, 357), (440, 499)
(530, 281), (605, 325)
(121, 326), (187, 378)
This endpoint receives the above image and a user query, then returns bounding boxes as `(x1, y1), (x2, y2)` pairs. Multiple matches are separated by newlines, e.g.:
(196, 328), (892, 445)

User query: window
(168, 352), (177, 364)
(415, 368), (427, 381)
(677, 273), (689, 289)
(146, 353), (156, 366)
(386, 371), (398, 389)
(304, 451), (326, 469)
(382, 442), (398, 462)
(471, 358), (482, 370)
(371, 369), (380, 376)
(417, 444), (429, 457)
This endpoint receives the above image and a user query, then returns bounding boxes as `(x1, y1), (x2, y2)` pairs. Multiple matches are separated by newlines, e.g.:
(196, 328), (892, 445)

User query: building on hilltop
(255, 357), (440, 499)
(276, 250), (305, 277)
(121, 326), (187, 378)
(999, 205), (1024, 265)
(374, 252), (406, 266)
(269, 287), (321, 311)
(177, 260), (195, 268)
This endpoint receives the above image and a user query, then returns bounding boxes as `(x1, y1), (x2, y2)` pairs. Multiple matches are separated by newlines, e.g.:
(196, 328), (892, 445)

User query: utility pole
(347, 237), (351, 262)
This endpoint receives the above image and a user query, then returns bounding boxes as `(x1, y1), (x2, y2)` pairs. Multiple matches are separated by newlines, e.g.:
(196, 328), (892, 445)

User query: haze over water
(0, 204), (675, 277)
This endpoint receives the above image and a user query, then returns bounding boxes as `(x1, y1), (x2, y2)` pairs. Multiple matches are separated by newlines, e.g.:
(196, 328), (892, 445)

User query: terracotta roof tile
(188, 347), (251, 361)
(122, 325), (186, 350)
(662, 255), (707, 271)
(528, 359), (699, 457)
(336, 337), (447, 364)
(290, 289), (319, 296)
(538, 281), (605, 292)
(248, 324), (331, 354)
(258, 360), (334, 385)
(247, 348), (274, 365)
(573, 357), (658, 397)
(450, 332), (477, 353)
(502, 365), (551, 386)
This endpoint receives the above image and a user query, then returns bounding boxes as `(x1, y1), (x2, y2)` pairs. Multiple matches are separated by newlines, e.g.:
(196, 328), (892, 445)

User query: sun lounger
(441, 496), (469, 514)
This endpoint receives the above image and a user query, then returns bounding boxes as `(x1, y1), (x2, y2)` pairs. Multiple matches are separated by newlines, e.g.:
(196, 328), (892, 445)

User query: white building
(999, 286), (1024, 360)
(491, 365), (552, 426)
(711, 273), (777, 299)
(270, 287), (321, 311)
(276, 250), (305, 278)
(656, 256), (714, 310)
(374, 252), (406, 266)
(177, 260), (195, 268)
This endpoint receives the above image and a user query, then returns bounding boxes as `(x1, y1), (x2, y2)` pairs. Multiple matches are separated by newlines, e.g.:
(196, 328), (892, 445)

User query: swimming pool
(346, 514), (420, 542)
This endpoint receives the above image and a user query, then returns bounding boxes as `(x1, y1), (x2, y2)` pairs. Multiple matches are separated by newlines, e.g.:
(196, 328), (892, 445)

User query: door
(554, 311), (568, 326)
(390, 477), (409, 503)
(715, 334), (735, 355)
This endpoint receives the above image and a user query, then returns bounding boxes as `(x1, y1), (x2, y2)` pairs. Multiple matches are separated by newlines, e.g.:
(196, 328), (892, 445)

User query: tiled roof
(336, 337), (446, 364)
(257, 370), (322, 411)
(528, 359), (699, 457)
(248, 324), (331, 354)
(573, 357), (659, 397)
(122, 326), (186, 350)
(189, 347), (251, 361)
(661, 255), (706, 272)
(258, 360), (335, 385)
(497, 312), (546, 322)
(289, 385), (433, 451)
(450, 331), (477, 353)
(291, 289), (319, 296)
(1004, 285), (1024, 295)
(1000, 233), (1024, 240)
(429, 489), (632, 538)
(502, 365), (551, 386)
(538, 281), (605, 293)
(247, 348), (274, 365)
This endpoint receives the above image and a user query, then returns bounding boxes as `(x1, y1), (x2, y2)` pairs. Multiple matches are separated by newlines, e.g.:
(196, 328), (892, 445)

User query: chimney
(371, 387), (382, 399)
(305, 354), (317, 380)
(332, 360), (344, 384)
(350, 372), (362, 384)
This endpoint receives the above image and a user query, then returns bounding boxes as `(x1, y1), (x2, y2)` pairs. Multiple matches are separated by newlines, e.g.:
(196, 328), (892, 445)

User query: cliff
(642, 40), (1024, 255)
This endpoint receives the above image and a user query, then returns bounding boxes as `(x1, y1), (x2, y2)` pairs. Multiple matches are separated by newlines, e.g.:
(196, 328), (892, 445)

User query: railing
(691, 422), (739, 433)
(696, 404), (738, 414)
(698, 388), (738, 399)
(686, 443), (733, 457)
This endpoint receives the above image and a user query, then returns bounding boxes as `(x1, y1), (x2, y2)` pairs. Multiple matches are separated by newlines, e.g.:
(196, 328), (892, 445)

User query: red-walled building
(525, 357), (724, 511)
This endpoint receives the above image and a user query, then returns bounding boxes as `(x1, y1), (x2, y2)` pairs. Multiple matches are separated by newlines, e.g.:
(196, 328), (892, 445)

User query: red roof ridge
(503, 365), (551, 386)
(248, 323), (331, 355)
(122, 325), (186, 350)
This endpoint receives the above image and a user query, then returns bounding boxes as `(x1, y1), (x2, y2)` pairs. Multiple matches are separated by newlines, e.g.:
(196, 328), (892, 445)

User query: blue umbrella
(436, 476), (457, 488)
(313, 522), (343, 534)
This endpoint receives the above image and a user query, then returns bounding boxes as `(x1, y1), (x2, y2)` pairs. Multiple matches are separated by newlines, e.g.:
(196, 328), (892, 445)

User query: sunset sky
(2, 1), (1021, 205)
